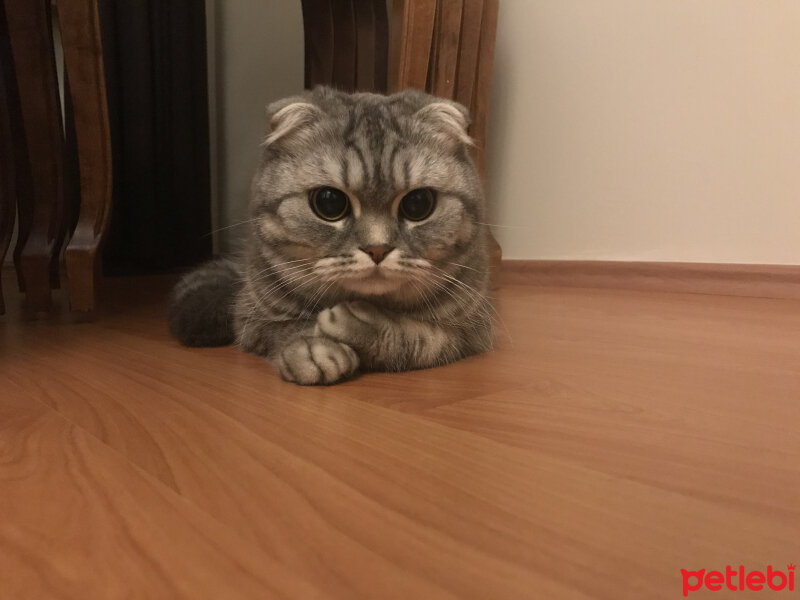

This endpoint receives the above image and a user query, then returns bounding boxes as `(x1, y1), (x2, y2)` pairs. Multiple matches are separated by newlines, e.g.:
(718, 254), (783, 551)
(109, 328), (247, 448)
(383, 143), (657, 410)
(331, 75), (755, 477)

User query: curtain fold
(99, 0), (211, 274)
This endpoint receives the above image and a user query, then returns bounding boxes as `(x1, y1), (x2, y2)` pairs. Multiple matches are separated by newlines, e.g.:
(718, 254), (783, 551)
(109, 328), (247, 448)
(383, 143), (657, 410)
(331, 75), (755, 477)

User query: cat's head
(251, 87), (487, 300)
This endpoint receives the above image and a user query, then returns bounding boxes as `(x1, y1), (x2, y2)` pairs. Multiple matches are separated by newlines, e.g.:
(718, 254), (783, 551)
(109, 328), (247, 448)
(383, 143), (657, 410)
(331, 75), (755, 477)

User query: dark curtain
(99, 0), (211, 275)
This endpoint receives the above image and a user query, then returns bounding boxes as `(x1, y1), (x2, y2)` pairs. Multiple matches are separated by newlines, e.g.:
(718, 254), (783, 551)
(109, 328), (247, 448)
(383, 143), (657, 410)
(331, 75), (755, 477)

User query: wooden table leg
(56, 0), (112, 313)
(3, 0), (65, 312)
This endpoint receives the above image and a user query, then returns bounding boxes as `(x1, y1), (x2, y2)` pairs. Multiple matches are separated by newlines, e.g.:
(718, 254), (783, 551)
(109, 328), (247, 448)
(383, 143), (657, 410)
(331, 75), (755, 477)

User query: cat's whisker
(445, 261), (488, 275)
(243, 265), (319, 326)
(245, 262), (315, 291)
(414, 267), (505, 343)
(303, 278), (338, 319)
(265, 270), (322, 306)
(238, 268), (324, 342)
(202, 217), (261, 238)
(254, 265), (316, 285)
(251, 258), (317, 279)
(409, 271), (487, 329)
(404, 273), (454, 326)
(469, 218), (536, 230)
(429, 268), (503, 323)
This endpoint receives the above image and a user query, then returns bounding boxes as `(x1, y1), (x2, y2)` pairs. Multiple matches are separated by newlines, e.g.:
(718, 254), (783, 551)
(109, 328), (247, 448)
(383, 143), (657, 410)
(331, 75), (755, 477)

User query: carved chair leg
(56, 0), (112, 313)
(0, 58), (14, 315)
(0, 0), (26, 311)
(3, 0), (65, 312)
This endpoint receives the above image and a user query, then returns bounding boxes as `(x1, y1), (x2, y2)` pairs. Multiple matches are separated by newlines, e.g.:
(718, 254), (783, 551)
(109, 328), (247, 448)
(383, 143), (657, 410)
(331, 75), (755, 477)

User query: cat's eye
(310, 187), (350, 221)
(399, 188), (436, 221)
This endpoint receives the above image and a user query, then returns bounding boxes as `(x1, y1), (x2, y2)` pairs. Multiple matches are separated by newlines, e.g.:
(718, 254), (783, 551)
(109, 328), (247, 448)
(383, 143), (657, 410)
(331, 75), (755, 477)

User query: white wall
(212, 1), (800, 264)
(213, 0), (304, 253)
(488, 1), (800, 263)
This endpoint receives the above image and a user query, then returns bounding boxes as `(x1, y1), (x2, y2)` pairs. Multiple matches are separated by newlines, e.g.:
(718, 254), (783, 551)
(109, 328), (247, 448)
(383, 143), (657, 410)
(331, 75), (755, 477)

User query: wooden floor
(1, 271), (799, 599)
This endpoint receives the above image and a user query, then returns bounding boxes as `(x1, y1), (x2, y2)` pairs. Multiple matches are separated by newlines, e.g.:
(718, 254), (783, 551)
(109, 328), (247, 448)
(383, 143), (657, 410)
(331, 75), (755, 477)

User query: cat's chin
(338, 271), (406, 296)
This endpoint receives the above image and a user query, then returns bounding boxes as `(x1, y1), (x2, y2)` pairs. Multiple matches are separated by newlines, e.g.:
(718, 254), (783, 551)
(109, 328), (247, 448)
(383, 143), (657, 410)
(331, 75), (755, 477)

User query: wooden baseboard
(499, 260), (800, 300)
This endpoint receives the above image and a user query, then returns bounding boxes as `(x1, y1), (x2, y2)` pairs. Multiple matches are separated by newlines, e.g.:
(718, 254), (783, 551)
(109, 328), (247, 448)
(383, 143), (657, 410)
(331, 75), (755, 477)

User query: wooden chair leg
(387, 0), (436, 93)
(429, 0), (463, 99)
(470, 0), (498, 181)
(470, 0), (502, 282)
(353, 0), (389, 92)
(454, 0), (482, 111)
(371, 0), (389, 92)
(0, 16), (34, 296)
(0, 57), (14, 315)
(301, 0), (335, 88)
(56, 0), (112, 313)
(304, 0), (389, 93)
(330, 0), (357, 91)
(3, 0), (65, 312)
(389, 0), (502, 284)
(61, 70), (82, 269)
(0, 0), (27, 302)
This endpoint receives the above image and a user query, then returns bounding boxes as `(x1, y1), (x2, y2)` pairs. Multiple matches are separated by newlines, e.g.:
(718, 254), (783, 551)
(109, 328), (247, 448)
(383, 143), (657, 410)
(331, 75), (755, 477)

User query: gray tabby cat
(169, 87), (492, 385)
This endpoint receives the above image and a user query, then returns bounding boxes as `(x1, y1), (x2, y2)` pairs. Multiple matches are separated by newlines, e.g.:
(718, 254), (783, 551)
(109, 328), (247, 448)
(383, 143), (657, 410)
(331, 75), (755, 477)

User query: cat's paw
(314, 301), (388, 350)
(276, 336), (359, 385)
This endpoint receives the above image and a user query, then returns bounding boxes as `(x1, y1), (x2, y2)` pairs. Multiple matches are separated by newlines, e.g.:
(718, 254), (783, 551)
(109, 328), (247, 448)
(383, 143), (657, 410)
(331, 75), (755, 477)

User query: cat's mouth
(337, 266), (407, 295)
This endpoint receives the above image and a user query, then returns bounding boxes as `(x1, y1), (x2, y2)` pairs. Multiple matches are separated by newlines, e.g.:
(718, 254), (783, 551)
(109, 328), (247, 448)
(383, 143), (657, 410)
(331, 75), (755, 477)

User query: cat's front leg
(238, 319), (360, 385)
(276, 336), (360, 385)
(315, 301), (464, 372)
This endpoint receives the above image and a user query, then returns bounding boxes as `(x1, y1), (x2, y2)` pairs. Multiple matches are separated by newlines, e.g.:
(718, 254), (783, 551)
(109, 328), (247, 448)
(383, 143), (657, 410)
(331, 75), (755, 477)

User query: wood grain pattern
(465, 0), (502, 276)
(56, 0), (113, 313)
(501, 259), (800, 300)
(1, 271), (799, 599)
(453, 0), (482, 111)
(429, 0), (463, 98)
(304, 0), (388, 93)
(387, 0), (502, 281)
(0, 396), (327, 600)
(387, 0), (436, 92)
(469, 0), (498, 179)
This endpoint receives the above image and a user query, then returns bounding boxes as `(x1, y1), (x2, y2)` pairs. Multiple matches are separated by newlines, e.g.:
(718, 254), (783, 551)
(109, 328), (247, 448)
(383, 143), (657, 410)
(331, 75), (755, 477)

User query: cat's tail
(168, 258), (241, 347)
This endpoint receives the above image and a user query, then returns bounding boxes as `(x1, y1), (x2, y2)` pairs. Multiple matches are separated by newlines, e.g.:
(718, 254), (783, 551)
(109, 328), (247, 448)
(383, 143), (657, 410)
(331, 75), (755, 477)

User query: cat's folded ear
(263, 96), (323, 146)
(414, 100), (473, 147)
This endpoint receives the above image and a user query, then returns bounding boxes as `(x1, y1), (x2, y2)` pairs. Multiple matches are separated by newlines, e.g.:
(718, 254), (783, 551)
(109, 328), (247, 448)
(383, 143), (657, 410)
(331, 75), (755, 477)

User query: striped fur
(169, 87), (492, 385)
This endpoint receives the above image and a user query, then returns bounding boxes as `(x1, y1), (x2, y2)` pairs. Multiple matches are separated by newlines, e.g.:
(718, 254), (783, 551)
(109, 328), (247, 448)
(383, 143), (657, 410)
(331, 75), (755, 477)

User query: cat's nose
(360, 245), (394, 264)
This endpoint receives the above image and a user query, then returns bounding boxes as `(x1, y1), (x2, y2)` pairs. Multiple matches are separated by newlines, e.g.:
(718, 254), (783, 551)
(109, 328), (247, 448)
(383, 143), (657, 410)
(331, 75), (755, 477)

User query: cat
(169, 86), (493, 385)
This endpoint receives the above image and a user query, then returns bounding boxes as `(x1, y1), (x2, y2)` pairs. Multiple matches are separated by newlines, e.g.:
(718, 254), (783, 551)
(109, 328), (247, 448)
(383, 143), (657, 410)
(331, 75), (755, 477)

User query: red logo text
(681, 565), (795, 596)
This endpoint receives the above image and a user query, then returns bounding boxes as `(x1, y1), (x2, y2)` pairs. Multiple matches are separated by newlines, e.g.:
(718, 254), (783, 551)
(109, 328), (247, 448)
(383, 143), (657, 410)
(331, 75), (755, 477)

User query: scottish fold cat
(169, 87), (492, 385)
